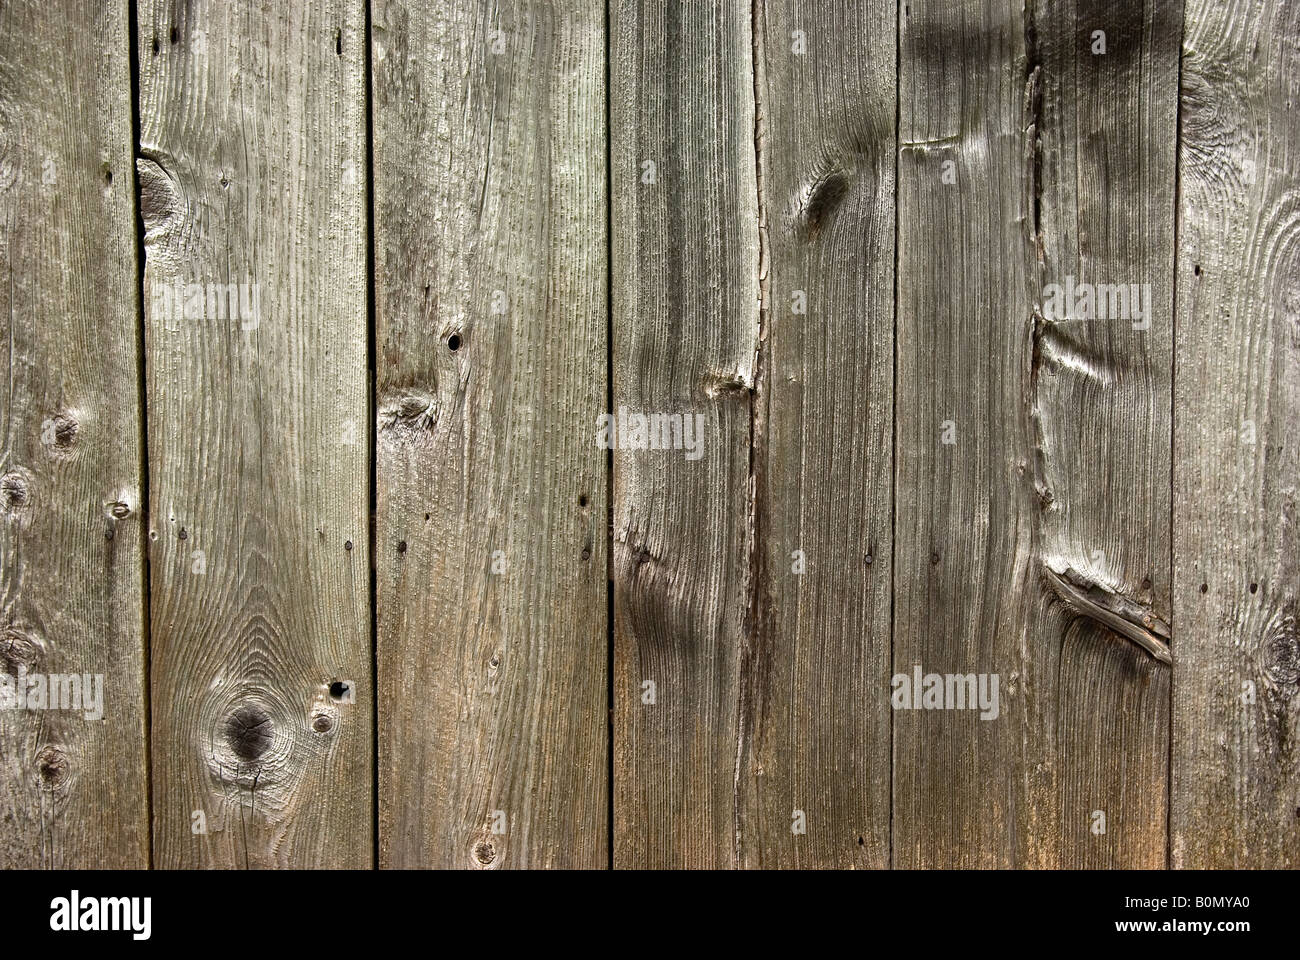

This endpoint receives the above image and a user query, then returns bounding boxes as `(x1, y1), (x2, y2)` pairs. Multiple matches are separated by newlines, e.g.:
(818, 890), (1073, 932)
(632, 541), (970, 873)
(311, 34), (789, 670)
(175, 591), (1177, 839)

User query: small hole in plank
(578, 493), (589, 507)
(397, 540), (407, 554)
(448, 334), (461, 352)
(1200, 583), (1208, 594)
(152, 34), (160, 55)
(1249, 582), (1258, 594)
(170, 26), (178, 44)
(329, 681), (350, 702)
(335, 30), (342, 56)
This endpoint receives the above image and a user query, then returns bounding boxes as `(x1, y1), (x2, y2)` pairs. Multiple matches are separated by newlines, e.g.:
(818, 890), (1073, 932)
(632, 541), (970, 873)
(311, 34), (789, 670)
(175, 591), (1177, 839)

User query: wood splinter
(1044, 566), (1173, 665)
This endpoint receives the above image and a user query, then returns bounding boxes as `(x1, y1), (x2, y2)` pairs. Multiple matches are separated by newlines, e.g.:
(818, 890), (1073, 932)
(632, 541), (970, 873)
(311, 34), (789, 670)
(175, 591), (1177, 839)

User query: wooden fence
(0, 0), (1295, 869)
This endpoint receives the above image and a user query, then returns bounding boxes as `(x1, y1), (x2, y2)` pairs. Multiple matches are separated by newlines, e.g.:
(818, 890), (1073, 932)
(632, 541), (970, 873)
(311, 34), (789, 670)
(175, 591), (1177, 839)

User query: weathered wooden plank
(1172, 0), (1300, 868)
(0, 0), (148, 868)
(372, 0), (608, 869)
(138, 0), (371, 868)
(611, 0), (758, 868)
(736, 0), (895, 867)
(1033, 0), (1179, 869)
(893, 0), (1177, 867)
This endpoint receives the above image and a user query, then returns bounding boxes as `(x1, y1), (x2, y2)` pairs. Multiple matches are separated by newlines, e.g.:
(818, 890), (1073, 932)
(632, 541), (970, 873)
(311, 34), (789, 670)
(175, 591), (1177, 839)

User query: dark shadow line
(125, 0), (155, 872)
(363, 0), (380, 872)
(1167, 0), (1188, 873)
(889, 0), (901, 872)
(605, 0), (615, 873)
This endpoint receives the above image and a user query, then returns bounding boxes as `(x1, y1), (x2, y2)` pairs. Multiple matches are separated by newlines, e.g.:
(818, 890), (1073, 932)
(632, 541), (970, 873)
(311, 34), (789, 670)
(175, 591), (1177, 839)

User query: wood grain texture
(611, 0), (758, 868)
(1172, 0), (1300, 868)
(0, 0), (148, 868)
(372, 0), (608, 869)
(738, 0), (895, 868)
(138, 0), (372, 868)
(893, 0), (1176, 867)
(1032, 0), (1179, 869)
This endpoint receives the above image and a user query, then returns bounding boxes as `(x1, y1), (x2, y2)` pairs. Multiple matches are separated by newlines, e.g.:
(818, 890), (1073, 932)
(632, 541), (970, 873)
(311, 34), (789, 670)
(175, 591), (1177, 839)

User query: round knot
(224, 704), (274, 761)
(472, 840), (496, 866)
(35, 746), (71, 789)
(1, 471), (29, 510)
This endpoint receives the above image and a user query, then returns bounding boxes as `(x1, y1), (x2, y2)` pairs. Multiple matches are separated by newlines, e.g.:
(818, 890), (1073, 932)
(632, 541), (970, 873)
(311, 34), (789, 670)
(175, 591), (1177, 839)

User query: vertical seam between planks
(734, 0), (770, 870)
(364, 0), (379, 872)
(604, 0), (615, 872)
(125, 0), (155, 871)
(889, 0), (901, 872)
(1166, 0), (1188, 873)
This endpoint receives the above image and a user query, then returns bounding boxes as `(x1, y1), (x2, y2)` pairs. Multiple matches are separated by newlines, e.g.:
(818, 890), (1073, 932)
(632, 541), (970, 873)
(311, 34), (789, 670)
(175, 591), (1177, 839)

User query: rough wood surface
(138, 0), (372, 868)
(611, 0), (758, 869)
(1032, 0), (1179, 869)
(1172, 0), (1300, 868)
(0, 0), (148, 869)
(0, 0), (1295, 872)
(738, 0), (895, 868)
(892, 0), (1177, 867)
(372, 0), (608, 869)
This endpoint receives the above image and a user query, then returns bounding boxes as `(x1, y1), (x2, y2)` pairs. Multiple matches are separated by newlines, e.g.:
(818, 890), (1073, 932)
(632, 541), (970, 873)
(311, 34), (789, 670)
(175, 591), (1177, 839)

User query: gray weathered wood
(737, 0), (895, 868)
(611, 0), (758, 868)
(1172, 0), (1300, 868)
(0, 0), (148, 868)
(372, 0), (608, 869)
(893, 0), (1177, 867)
(1033, 0), (1179, 869)
(138, 0), (372, 868)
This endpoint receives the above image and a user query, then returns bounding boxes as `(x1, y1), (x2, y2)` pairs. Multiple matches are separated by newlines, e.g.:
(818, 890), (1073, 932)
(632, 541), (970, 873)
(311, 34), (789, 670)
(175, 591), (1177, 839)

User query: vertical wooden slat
(0, 0), (148, 868)
(139, 0), (371, 868)
(1033, 0), (1180, 868)
(372, 0), (608, 869)
(736, 0), (895, 867)
(893, 0), (1177, 867)
(611, 0), (757, 868)
(1172, 0), (1300, 868)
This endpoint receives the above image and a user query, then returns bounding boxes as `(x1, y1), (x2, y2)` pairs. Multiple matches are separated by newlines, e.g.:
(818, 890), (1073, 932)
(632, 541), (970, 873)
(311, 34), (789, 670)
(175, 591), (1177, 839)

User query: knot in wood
(472, 839), (496, 866)
(1, 471), (29, 510)
(224, 704), (274, 761)
(2, 628), (42, 673)
(35, 746), (71, 789)
(1264, 620), (1300, 690)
